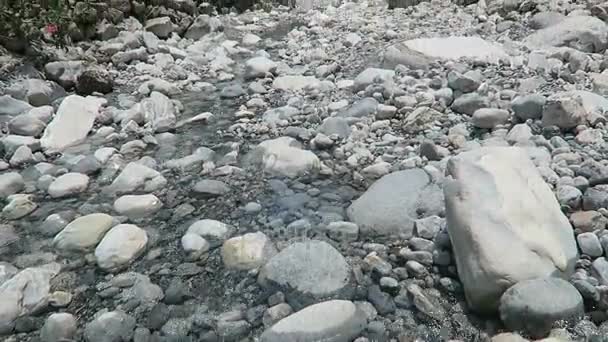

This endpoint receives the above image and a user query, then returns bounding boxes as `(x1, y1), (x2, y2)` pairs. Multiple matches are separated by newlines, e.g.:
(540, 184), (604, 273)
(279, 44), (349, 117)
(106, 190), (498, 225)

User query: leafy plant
(0, 0), (73, 52)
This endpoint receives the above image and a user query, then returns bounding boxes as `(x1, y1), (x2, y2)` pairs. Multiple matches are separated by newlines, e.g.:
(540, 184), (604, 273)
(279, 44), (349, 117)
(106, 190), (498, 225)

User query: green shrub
(0, 0), (73, 52)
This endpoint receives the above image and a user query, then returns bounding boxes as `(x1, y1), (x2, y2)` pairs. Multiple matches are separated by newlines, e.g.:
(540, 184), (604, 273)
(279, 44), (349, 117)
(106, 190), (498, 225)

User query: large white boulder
(444, 147), (578, 314)
(384, 36), (509, 69)
(40, 95), (106, 151)
(524, 16), (608, 53)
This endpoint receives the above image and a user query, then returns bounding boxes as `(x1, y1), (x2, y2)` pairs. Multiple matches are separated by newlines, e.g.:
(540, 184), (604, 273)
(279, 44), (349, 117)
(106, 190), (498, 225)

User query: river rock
(40, 313), (77, 342)
(511, 94), (545, 121)
(258, 240), (352, 309)
(222, 232), (277, 270)
(245, 57), (277, 79)
(499, 278), (583, 337)
(444, 147), (578, 313)
(260, 300), (366, 342)
(542, 92), (587, 129)
(40, 95), (106, 151)
(141, 91), (176, 133)
(248, 137), (320, 178)
(76, 67), (113, 95)
(145, 17), (174, 38)
(113, 194), (162, 218)
(524, 16), (608, 53)
(0, 95), (33, 116)
(347, 168), (443, 237)
(2, 194), (37, 220)
(272, 76), (321, 92)
(184, 14), (223, 40)
(48, 173), (89, 198)
(186, 219), (233, 247)
(0, 173), (24, 198)
(95, 224), (148, 272)
(53, 213), (114, 252)
(472, 108), (510, 128)
(0, 264), (61, 335)
(106, 162), (167, 195)
(84, 311), (136, 342)
(44, 61), (85, 89)
(9, 113), (46, 136)
(353, 68), (394, 92)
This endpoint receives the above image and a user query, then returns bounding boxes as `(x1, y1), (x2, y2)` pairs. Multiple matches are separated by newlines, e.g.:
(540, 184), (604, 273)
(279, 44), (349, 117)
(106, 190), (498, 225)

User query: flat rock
(48, 173), (89, 198)
(95, 224), (148, 272)
(258, 240), (351, 309)
(347, 169), (443, 237)
(186, 219), (233, 247)
(145, 17), (174, 38)
(396, 36), (509, 65)
(524, 16), (608, 53)
(41, 95), (106, 151)
(353, 68), (394, 92)
(499, 278), (583, 338)
(192, 179), (229, 196)
(260, 300), (366, 342)
(222, 232), (277, 270)
(53, 213), (114, 252)
(113, 194), (162, 218)
(444, 147), (578, 313)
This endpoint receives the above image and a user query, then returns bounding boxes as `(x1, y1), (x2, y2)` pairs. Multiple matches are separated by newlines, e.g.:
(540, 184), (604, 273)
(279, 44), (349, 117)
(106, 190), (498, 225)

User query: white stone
(106, 162), (167, 195)
(113, 194), (162, 218)
(251, 137), (320, 178)
(272, 76), (321, 92)
(48, 173), (89, 198)
(186, 219), (233, 247)
(53, 213), (114, 252)
(524, 16), (608, 53)
(141, 91), (176, 133)
(444, 147), (578, 314)
(0, 264), (61, 334)
(221, 232), (277, 270)
(41, 95), (106, 151)
(0, 173), (24, 198)
(95, 224), (148, 272)
(402, 36), (509, 64)
(181, 233), (210, 259)
(2, 194), (37, 220)
(260, 300), (366, 342)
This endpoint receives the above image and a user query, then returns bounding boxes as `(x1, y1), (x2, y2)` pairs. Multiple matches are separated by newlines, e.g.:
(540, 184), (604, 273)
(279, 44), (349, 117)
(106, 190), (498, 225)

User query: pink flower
(45, 24), (58, 35)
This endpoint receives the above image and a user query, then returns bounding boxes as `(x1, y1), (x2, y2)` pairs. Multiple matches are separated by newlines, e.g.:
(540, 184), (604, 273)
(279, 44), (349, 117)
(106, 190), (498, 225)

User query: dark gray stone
(499, 278), (584, 338)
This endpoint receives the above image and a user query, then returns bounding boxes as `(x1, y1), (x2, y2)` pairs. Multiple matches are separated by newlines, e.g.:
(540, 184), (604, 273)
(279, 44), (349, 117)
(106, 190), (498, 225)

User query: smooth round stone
(258, 240), (352, 309)
(2, 194), (37, 220)
(48, 173), (89, 198)
(499, 278), (584, 338)
(94, 224), (148, 272)
(221, 232), (277, 270)
(181, 233), (210, 259)
(577, 232), (603, 257)
(113, 194), (162, 218)
(53, 213), (114, 252)
(40, 313), (77, 342)
(260, 300), (366, 342)
(0, 172), (25, 198)
(186, 219), (233, 247)
(84, 311), (136, 342)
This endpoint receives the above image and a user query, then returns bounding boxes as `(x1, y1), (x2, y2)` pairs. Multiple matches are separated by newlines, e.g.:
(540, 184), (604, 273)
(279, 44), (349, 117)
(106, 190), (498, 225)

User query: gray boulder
(44, 61), (85, 89)
(258, 240), (352, 309)
(145, 17), (174, 38)
(444, 147), (578, 314)
(260, 300), (366, 342)
(353, 68), (394, 92)
(0, 95), (33, 116)
(40, 313), (78, 342)
(499, 278), (583, 338)
(76, 67), (113, 95)
(184, 15), (223, 40)
(0, 173), (24, 198)
(84, 311), (136, 342)
(347, 169), (443, 237)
